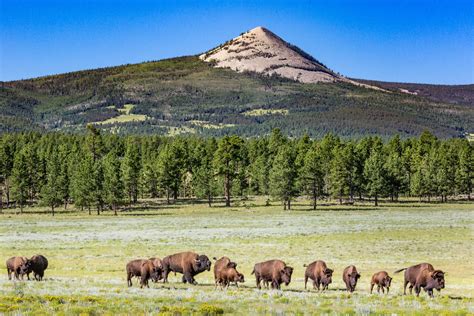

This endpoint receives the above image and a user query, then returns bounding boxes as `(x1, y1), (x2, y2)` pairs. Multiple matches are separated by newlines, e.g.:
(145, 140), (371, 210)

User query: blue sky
(1, 0), (473, 84)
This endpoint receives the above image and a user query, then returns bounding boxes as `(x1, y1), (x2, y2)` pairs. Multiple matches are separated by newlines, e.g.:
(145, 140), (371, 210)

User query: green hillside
(1, 56), (473, 138)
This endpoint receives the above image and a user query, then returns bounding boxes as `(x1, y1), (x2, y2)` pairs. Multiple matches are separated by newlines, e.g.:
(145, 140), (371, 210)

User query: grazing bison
(304, 260), (333, 291)
(161, 252), (211, 285)
(342, 265), (360, 292)
(414, 269), (445, 297)
(370, 271), (392, 294)
(252, 259), (293, 290)
(394, 263), (437, 295)
(140, 259), (162, 288)
(20, 255), (48, 281)
(213, 256), (244, 289)
(6, 256), (29, 280)
(126, 257), (162, 287)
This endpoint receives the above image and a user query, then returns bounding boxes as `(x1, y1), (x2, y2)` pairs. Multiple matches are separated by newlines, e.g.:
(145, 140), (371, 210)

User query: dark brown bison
(161, 252), (211, 285)
(342, 265), (360, 292)
(252, 259), (293, 290)
(6, 256), (29, 280)
(126, 257), (162, 287)
(394, 263), (437, 295)
(370, 271), (392, 294)
(304, 260), (333, 291)
(213, 256), (243, 289)
(20, 255), (48, 281)
(414, 269), (445, 297)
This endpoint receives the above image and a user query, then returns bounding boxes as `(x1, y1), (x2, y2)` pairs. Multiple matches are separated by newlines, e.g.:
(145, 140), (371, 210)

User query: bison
(20, 255), (48, 281)
(252, 259), (293, 290)
(6, 256), (29, 280)
(304, 260), (333, 291)
(414, 269), (445, 297)
(394, 262), (438, 295)
(213, 256), (244, 289)
(140, 259), (162, 288)
(161, 251), (211, 285)
(342, 265), (360, 292)
(370, 271), (392, 294)
(126, 257), (162, 287)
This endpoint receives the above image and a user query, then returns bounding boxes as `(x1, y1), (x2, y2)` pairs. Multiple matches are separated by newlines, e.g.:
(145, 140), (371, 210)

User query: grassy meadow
(0, 198), (473, 315)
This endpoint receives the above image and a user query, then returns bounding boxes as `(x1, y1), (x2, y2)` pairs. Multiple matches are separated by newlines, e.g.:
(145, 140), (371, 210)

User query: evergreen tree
(329, 144), (353, 204)
(300, 144), (324, 210)
(40, 150), (62, 215)
(10, 147), (29, 213)
(122, 138), (141, 203)
(103, 150), (124, 215)
(455, 142), (473, 200)
(72, 154), (95, 214)
(364, 150), (386, 206)
(213, 135), (244, 207)
(269, 146), (296, 210)
(193, 140), (218, 206)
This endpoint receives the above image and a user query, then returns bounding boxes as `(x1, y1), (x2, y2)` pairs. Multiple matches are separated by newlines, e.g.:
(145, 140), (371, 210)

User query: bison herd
(5, 252), (446, 298)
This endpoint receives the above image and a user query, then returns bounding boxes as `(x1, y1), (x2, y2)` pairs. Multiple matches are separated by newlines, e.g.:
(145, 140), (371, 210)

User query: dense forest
(1, 56), (473, 138)
(0, 128), (472, 215)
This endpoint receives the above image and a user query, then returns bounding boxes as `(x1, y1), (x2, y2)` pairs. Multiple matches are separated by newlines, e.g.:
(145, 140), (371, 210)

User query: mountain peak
(200, 26), (340, 83)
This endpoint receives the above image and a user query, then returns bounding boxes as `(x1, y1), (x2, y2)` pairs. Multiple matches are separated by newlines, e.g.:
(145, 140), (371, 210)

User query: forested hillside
(1, 128), (471, 214)
(1, 56), (473, 138)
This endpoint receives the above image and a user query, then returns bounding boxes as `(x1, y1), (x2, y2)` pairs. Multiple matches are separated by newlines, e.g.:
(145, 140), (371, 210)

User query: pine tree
(193, 140), (218, 207)
(300, 144), (324, 210)
(122, 138), (141, 204)
(41, 150), (62, 215)
(455, 142), (473, 200)
(329, 144), (353, 204)
(213, 135), (244, 207)
(10, 147), (29, 213)
(364, 150), (386, 206)
(269, 146), (296, 210)
(103, 151), (124, 215)
(72, 154), (95, 214)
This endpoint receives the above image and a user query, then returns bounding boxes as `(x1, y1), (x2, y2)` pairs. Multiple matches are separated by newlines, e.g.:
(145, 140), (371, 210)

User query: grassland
(96, 104), (148, 125)
(0, 198), (473, 315)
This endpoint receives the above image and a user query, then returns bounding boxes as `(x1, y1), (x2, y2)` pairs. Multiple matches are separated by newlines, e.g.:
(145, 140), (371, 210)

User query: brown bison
(394, 263), (442, 295)
(304, 260), (333, 291)
(213, 256), (244, 289)
(6, 256), (29, 280)
(20, 255), (48, 281)
(342, 265), (360, 292)
(161, 251), (211, 285)
(414, 269), (445, 297)
(370, 271), (392, 294)
(140, 259), (162, 288)
(126, 257), (162, 287)
(252, 259), (293, 290)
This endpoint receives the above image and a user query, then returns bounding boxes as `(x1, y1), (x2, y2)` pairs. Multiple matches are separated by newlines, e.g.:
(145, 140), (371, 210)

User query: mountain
(1, 27), (473, 138)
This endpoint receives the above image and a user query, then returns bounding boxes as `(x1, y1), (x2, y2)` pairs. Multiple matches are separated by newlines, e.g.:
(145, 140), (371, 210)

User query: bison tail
(303, 264), (307, 267)
(394, 268), (406, 274)
(213, 257), (217, 261)
(251, 269), (255, 275)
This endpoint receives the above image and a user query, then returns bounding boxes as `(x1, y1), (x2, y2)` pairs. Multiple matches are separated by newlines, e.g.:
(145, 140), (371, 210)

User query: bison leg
(380, 286), (384, 294)
(127, 273), (133, 287)
(7, 268), (12, 280)
(315, 279), (321, 291)
(414, 285), (421, 297)
(183, 272), (194, 285)
(162, 268), (170, 283)
(255, 275), (261, 289)
(304, 275), (308, 289)
(370, 283), (374, 294)
(386, 286), (390, 294)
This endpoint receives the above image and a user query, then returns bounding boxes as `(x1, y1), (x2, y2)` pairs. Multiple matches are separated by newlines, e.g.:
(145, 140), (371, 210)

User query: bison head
(384, 275), (393, 288)
(195, 255), (212, 272)
(322, 268), (333, 287)
(236, 272), (245, 283)
(19, 260), (32, 275)
(227, 261), (237, 269)
(430, 270), (445, 290)
(281, 266), (293, 286)
(347, 271), (360, 289)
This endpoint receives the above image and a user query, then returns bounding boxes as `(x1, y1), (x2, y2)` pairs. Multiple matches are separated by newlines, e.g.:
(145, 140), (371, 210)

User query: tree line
(0, 127), (472, 215)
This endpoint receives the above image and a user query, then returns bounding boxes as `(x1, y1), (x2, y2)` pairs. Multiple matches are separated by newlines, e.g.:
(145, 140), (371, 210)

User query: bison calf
(343, 265), (360, 292)
(304, 260), (333, 291)
(126, 257), (162, 287)
(252, 259), (293, 290)
(370, 271), (392, 294)
(140, 259), (162, 288)
(6, 256), (29, 280)
(213, 256), (244, 289)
